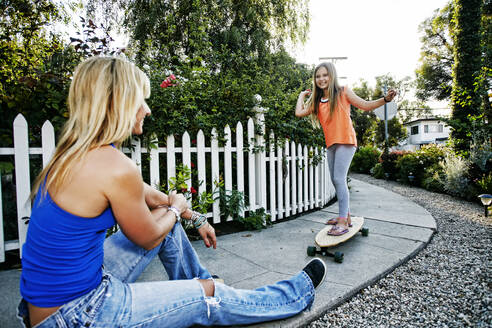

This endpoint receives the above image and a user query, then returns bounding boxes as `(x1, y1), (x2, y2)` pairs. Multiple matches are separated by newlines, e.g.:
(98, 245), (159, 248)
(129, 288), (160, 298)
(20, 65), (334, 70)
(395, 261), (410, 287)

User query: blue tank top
(20, 187), (116, 307)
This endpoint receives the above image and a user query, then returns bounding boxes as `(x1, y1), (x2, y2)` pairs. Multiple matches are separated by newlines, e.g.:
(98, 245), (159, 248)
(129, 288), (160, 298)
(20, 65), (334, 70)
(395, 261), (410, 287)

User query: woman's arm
(143, 183), (169, 208)
(345, 87), (396, 111)
(144, 183), (217, 248)
(143, 183), (197, 221)
(295, 90), (313, 117)
(106, 158), (188, 250)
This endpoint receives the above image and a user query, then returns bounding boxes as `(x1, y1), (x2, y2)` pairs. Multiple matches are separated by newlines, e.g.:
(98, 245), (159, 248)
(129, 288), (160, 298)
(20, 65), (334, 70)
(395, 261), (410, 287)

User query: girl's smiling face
(315, 66), (330, 90)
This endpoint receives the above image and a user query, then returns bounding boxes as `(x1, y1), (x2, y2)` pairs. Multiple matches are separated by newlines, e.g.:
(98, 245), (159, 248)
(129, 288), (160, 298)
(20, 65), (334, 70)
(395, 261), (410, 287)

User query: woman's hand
(168, 191), (188, 215)
(197, 222), (217, 249)
(384, 89), (397, 102)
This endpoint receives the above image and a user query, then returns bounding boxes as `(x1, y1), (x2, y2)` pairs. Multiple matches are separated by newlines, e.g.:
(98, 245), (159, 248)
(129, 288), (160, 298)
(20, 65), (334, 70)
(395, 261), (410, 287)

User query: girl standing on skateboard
(295, 62), (396, 236)
(18, 56), (327, 328)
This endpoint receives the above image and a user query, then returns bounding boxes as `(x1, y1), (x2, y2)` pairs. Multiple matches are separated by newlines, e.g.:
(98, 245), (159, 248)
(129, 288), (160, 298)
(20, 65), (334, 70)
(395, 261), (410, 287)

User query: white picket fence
(0, 109), (335, 262)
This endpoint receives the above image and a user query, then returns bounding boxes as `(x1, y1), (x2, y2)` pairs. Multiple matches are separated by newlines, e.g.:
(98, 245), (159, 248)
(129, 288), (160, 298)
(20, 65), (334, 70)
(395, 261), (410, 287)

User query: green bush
(350, 146), (381, 174)
(396, 144), (446, 185)
(422, 164), (445, 193)
(440, 152), (471, 198)
(239, 208), (272, 231)
(475, 172), (492, 194)
(379, 150), (409, 180)
(371, 162), (385, 179)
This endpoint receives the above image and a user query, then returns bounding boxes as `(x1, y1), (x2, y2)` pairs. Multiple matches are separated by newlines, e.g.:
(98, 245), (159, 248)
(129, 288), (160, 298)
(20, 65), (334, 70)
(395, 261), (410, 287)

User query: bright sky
(293, 0), (449, 107)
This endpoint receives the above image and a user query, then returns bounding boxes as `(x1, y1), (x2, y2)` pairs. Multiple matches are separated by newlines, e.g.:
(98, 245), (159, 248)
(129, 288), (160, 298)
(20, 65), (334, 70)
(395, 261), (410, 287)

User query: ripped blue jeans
(18, 223), (315, 327)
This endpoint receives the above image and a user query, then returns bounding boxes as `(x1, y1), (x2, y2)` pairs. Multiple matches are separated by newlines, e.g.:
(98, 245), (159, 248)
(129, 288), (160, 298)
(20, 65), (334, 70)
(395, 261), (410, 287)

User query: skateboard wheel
(361, 228), (369, 237)
(307, 246), (316, 256)
(334, 251), (344, 263)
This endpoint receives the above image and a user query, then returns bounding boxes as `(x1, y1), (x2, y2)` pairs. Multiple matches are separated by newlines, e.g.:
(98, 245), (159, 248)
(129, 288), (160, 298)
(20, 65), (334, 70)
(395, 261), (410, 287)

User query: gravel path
(308, 173), (491, 328)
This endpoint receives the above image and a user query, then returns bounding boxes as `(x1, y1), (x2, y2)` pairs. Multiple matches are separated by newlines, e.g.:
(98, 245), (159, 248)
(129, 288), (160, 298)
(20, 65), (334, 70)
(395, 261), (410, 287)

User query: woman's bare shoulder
(86, 145), (138, 179)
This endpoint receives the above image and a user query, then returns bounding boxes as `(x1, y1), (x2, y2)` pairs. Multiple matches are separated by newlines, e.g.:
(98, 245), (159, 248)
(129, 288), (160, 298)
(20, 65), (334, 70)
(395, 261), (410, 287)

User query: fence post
(247, 118), (256, 213)
(236, 122), (245, 218)
(224, 125), (232, 221)
(284, 140), (290, 217)
(211, 128), (220, 223)
(182, 131), (192, 207)
(253, 95), (267, 211)
(13, 114), (31, 257)
(314, 147), (320, 207)
(297, 143), (303, 213)
(197, 130), (206, 196)
(309, 146), (314, 209)
(269, 131), (276, 221)
(166, 135), (176, 189)
(149, 135), (160, 189)
(290, 141), (296, 215)
(41, 121), (55, 167)
(303, 145), (309, 211)
(276, 138), (284, 219)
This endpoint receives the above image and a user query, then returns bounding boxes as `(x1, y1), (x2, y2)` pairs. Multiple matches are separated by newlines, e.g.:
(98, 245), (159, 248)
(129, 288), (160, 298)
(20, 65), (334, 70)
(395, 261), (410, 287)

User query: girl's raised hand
(385, 89), (397, 102)
(299, 89), (311, 97)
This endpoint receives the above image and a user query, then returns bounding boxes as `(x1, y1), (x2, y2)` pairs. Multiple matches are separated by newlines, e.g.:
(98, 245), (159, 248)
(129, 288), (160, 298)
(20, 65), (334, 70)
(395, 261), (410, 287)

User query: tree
(350, 76), (410, 149)
(0, 1), (128, 148)
(83, 0), (321, 148)
(415, 2), (454, 102)
(0, 0), (72, 146)
(449, 0), (484, 153)
(373, 75), (413, 149)
(374, 117), (408, 149)
(350, 80), (377, 147)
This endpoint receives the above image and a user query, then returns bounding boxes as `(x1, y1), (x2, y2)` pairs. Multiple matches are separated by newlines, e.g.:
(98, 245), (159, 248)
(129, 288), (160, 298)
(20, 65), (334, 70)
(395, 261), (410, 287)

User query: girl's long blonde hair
(304, 62), (342, 128)
(31, 56), (150, 200)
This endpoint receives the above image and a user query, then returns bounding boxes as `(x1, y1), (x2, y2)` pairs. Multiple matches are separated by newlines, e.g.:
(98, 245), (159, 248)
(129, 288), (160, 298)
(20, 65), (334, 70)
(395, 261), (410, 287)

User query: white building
(399, 117), (451, 151)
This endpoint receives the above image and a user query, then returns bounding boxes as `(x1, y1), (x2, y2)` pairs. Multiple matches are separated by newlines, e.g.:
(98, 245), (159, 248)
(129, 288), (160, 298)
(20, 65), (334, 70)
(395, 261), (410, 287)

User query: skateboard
(307, 216), (369, 263)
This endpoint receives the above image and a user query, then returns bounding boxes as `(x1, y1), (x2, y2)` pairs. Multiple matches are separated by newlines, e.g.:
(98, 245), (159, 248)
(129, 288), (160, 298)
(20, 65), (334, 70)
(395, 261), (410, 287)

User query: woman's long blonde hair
(31, 56), (150, 200)
(304, 62), (342, 128)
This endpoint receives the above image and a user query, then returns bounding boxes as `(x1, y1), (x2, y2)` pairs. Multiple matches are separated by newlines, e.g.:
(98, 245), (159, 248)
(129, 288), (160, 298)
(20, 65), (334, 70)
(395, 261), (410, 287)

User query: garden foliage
(350, 146), (381, 174)
(359, 142), (491, 202)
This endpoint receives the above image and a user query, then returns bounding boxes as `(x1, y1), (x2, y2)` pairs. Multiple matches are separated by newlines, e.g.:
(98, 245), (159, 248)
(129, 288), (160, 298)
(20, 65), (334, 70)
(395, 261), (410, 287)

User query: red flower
(192, 139), (197, 144)
(160, 74), (178, 88)
(191, 162), (196, 168)
(190, 187), (197, 194)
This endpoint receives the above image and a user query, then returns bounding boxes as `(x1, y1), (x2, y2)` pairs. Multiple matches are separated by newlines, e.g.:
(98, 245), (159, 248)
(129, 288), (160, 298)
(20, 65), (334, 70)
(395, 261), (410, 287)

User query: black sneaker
(302, 258), (327, 289)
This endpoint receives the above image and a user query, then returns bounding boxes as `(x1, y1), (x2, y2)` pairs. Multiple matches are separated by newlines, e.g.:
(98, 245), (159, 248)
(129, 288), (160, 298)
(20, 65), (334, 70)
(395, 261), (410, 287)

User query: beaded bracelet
(191, 211), (201, 222)
(193, 214), (208, 229)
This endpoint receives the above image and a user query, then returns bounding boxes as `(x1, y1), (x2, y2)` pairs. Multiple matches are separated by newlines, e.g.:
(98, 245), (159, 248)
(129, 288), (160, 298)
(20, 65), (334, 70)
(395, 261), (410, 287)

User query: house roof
(403, 117), (446, 126)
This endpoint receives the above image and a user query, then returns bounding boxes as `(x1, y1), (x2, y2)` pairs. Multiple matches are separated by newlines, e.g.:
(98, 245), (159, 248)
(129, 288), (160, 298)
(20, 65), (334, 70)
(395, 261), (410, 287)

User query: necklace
(320, 98), (329, 103)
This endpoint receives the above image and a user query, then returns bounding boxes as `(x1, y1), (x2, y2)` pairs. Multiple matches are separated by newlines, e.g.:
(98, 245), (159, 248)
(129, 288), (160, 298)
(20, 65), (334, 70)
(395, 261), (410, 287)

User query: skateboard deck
(307, 216), (368, 263)
(315, 216), (364, 248)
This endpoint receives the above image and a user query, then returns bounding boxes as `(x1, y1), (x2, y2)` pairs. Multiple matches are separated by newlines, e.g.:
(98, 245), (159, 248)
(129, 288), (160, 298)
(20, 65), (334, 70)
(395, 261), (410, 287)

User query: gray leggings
(326, 144), (356, 218)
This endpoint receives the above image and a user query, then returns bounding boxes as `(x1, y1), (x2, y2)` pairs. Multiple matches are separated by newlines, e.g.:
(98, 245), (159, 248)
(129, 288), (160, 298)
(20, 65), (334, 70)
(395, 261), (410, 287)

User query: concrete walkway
(0, 178), (436, 327)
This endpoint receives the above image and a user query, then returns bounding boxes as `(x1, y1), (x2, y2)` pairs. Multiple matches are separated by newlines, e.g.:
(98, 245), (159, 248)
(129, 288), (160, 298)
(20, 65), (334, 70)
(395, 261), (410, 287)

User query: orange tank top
(317, 88), (357, 149)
